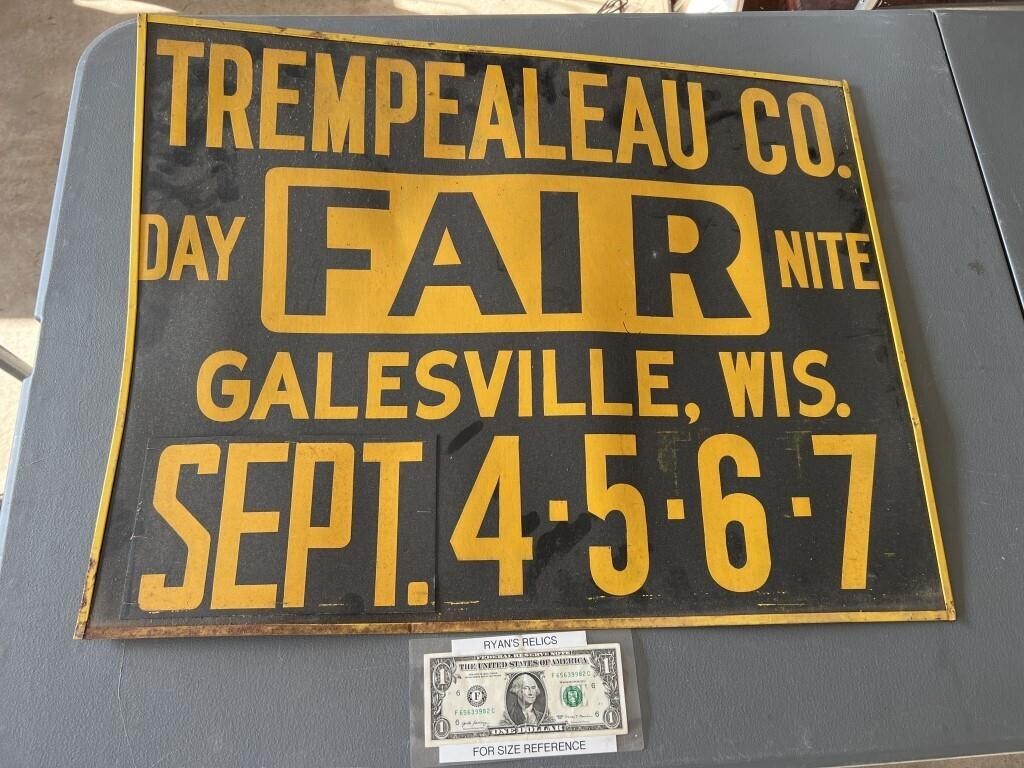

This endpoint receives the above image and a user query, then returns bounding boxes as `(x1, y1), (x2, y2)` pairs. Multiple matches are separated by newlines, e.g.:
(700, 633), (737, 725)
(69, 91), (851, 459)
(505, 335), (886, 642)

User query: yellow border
(842, 82), (955, 618)
(74, 13), (147, 639)
(77, 14), (953, 639)
(145, 13), (844, 88)
(85, 609), (950, 640)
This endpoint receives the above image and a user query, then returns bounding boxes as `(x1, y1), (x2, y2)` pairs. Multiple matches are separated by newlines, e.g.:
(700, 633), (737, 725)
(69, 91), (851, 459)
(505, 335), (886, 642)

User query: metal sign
(77, 15), (953, 638)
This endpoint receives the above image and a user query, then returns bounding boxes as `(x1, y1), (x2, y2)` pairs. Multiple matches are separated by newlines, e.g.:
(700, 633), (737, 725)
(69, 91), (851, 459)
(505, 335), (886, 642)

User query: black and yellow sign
(77, 15), (953, 638)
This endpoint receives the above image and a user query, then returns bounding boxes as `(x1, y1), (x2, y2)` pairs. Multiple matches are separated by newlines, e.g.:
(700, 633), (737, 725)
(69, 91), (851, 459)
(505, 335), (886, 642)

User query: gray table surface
(2, 10), (1024, 768)
(938, 10), (1024, 312)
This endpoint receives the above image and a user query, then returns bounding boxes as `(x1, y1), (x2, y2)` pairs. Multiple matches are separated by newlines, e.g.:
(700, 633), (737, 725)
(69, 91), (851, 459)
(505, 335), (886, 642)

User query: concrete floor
(0, 2), (1020, 767)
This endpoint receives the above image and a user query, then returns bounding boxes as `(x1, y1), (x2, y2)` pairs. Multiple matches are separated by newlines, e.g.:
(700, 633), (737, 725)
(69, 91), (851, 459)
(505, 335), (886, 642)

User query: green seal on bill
(562, 685), (583, 707)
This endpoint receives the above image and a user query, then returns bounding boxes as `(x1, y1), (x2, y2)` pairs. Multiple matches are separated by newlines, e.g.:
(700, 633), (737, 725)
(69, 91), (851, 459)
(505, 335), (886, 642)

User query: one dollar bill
(424, 643), (627, 747)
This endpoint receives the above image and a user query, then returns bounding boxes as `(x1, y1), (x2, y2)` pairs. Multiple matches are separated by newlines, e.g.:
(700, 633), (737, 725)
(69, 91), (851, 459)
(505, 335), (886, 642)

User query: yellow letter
(196, 350), (250, 422)
(590, 349), (633, 416)
(776, 230), (808, 289)
(805, 231), (824, 289)
(364, 442), (424, 606)
(366, 351), (409, 419)
(169, 216), (209, 281)
(636, 350), (677, 417)
(283, 443), (354, 607)
(517, 349), (533, 418)
(424, 60), (466, 160)
(206, 216), (245, 281)
(794, 349), (836, 417)
(138, 443), (219, 612)
(846, 233), (880, 289)
(698, 434), (771, 592)
(211, 442), (288, 609)
(465, 350), (512, 418)
(663, 80), (708, 170)
(523, 68), (565, 160)
(314, 352), (358, 419)
(811, 434), (877, 589)
(252, 351), (309, 420)
(542, 349), (586, 416)
(207, 44), (254, 149)
(416, 350), (461, 420)
(260, 48), (306, 150)
(819, 231), (845, 289)
(450, 436), (531, 596)
(155, 39), (205, 146)
(718, 351), (765, 418)
(770, 350), (790, 418)
(140, 213), (169, 280)
(616, 76), (666, 166)
(585, 434), (649, 595)
(375, 58), (417, 156)
(568, 71), (612, 163)
(312, 53), (365, 154)
(469, 65), (521, 160)
(740, 87), (785, 175)
(787, 92), (835, 177)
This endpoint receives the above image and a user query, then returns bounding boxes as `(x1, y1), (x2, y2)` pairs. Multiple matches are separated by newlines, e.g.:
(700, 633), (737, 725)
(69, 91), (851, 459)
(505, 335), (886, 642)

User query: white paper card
(437, 735), (617, 763)
(449, 631), (587, 655)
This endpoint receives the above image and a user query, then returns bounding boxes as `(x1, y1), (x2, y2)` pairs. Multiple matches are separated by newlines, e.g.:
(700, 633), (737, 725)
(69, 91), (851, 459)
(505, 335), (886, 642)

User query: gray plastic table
(2, 10), (1024, 768)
